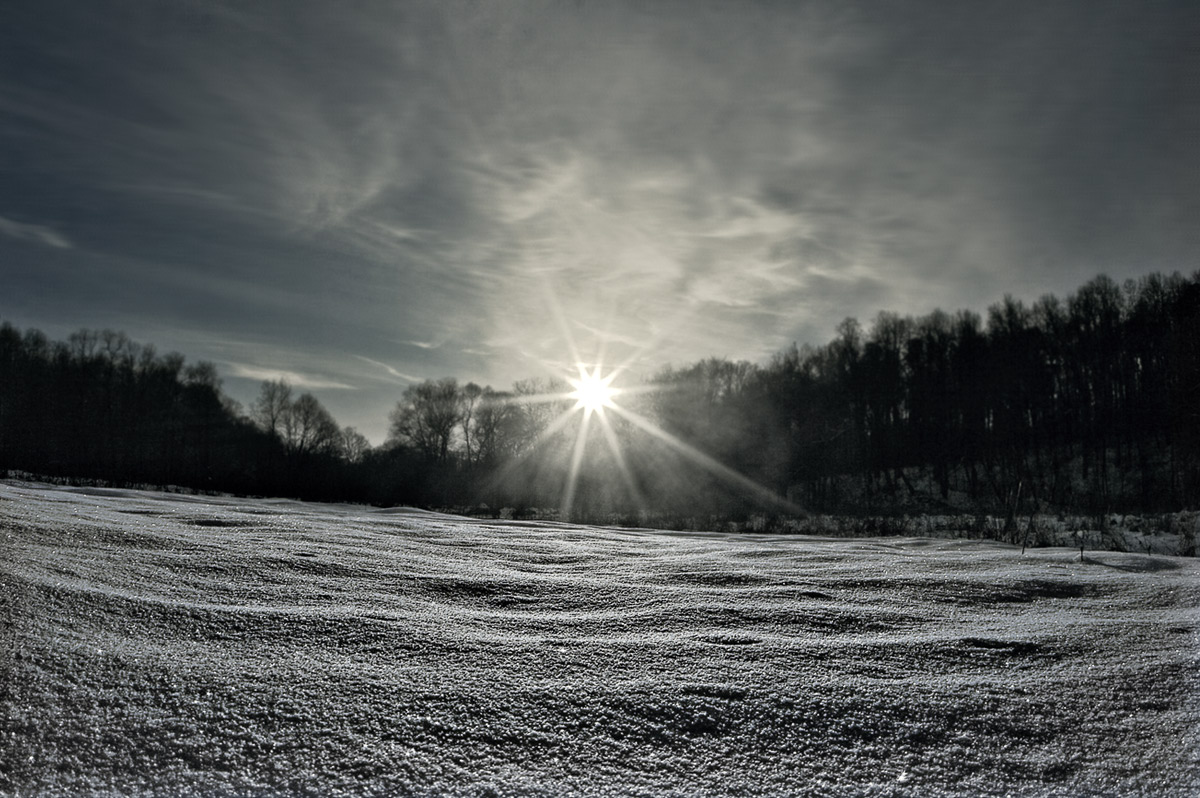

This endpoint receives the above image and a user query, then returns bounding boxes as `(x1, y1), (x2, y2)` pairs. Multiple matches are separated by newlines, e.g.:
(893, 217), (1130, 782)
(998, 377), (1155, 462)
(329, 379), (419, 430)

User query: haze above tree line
(2, 270), (1197, 522)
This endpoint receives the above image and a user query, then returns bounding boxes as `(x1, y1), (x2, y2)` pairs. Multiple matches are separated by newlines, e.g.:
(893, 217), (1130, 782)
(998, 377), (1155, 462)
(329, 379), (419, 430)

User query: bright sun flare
(567, 365), (619, 414)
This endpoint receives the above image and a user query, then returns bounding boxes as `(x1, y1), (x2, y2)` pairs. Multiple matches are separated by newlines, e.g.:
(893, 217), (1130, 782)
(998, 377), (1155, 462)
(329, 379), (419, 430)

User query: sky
(3, 0), (1197, 444)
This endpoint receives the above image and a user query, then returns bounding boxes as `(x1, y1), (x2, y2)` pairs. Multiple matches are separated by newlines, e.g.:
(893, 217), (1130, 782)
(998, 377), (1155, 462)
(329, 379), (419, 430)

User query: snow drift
(2, 480), (1198, 796)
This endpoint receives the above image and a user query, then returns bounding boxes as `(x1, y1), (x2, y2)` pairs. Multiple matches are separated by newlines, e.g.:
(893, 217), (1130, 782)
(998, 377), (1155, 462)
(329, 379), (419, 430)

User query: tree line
(2, 270), (1197, 517)
(654, 271), (1200, 516)
(0, 327), (362, 501)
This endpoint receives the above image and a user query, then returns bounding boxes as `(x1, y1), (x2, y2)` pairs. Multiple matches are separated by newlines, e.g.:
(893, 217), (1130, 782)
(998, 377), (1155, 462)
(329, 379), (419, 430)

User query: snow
(2, 479), (1198, 796)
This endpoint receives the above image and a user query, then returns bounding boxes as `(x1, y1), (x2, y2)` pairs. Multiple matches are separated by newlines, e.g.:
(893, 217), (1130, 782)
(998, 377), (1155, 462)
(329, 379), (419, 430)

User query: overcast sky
(3, 0), (1197, 443)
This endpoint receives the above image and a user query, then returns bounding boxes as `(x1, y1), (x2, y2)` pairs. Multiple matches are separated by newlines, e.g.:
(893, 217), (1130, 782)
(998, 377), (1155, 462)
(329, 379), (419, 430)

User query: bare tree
(460, 382), (484, 464)
(472, 388), (522, 464)
(284, 392), (341, 457)
(183, 361), (222, 390)
(340, 426), (371, 463)
(388, 378), (461, 462)
(511, 377), (570, 454)
(251, 379), (293, 438)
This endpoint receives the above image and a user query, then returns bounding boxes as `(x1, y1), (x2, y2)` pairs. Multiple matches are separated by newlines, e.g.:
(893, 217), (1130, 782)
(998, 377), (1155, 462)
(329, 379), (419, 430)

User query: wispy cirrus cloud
(353, 356), (421, 385)
(0, 215), (71, 249)
(225, 363), (355, 390)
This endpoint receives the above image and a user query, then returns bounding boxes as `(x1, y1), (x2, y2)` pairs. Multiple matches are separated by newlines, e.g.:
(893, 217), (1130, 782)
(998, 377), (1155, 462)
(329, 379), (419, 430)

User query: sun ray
(598, 410), (646, 516)
(495, 390), (574, 407)
(560, 405), (592, 519)
(607, 303), (696, 381)
(544, 281), (584, 370)
(608, 404), (803, 515)
(482, 397), (581, 495)
(484, 335), (803, 522)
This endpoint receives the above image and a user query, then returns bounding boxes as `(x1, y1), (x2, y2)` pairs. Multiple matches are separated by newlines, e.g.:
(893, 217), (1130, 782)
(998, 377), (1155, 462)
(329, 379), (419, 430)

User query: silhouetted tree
(459, 382), (484, 465)
(388, 378), (461, 463)
(281, 393), (340, 458)
(469, 388), (523, 466)
(340, 426), (371, 464)
(251, 379), (293, 439)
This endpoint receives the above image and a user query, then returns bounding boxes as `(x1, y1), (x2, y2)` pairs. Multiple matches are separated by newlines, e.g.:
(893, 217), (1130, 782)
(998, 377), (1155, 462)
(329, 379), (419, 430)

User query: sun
(567, 364), (619, 415)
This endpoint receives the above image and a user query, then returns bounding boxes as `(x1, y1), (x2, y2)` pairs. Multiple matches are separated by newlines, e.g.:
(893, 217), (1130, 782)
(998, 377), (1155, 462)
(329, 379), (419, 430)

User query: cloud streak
(353, 356), (421, 386)
(0, 215), (71, 249)
(225, 364), (355, 391)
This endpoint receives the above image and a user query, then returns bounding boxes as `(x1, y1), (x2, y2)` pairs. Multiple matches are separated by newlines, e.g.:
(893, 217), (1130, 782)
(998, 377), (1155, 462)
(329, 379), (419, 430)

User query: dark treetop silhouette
(2, 271), (1198, 518)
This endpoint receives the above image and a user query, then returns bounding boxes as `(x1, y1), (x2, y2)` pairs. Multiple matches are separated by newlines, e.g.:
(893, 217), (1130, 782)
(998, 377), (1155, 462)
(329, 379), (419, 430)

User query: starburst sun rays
(485, 284), (801, 522)
(567, 364), (618, 415)
(487, 357), (798, 523)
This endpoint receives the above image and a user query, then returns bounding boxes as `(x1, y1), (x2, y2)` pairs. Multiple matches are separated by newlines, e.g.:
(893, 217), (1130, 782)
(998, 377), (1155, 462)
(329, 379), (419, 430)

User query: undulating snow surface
(2, 480), (1198, 796)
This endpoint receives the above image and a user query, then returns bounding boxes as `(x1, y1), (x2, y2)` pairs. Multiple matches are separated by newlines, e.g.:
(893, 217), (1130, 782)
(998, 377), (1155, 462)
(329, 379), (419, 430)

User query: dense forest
(2, 271), (1198, 519)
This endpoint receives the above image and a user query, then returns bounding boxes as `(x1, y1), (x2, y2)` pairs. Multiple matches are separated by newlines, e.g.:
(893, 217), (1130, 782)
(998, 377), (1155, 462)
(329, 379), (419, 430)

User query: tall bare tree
(459, 382), (484, 464)
(340, 426), (371, 463)
(251, 379), (293, 438)
(283, 392), (341, 457)
(388, 378), (461, 462)
(472, 388), (522, 465)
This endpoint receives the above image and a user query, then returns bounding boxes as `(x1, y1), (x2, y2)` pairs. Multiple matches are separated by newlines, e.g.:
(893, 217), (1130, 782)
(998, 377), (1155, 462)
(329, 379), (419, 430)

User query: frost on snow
(2, 480), (1198, 796)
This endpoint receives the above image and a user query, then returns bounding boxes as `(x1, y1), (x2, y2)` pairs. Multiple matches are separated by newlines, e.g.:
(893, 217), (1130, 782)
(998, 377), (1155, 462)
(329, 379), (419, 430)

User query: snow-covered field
(2, 480), (1198, 797)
